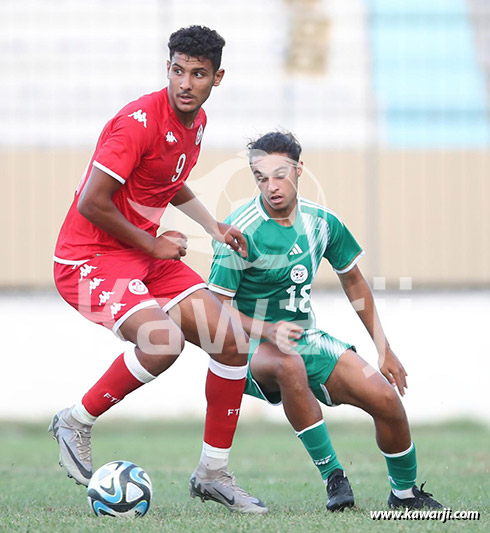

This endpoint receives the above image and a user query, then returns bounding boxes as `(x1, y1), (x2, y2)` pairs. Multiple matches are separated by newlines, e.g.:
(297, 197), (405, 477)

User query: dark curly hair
(248, 131), (302, 163)
(168, 26), (225, 72)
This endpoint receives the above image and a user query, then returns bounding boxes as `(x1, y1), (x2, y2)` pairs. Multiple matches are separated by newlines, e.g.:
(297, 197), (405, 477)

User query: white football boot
(190, 464), (268, 514)
(48, 406), (93, 486)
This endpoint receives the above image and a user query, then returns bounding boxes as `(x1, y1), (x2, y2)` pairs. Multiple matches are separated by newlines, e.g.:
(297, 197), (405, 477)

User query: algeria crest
(290, 264), (308, 284)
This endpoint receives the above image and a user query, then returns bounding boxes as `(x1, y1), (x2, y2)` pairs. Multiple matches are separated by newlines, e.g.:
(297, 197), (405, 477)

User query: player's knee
(276, 353), (309, 390)
(377, 384), (405, 420)
(137, 325), (185, 358)
(215, 331), (248, 366)
(137, 329), (184, 376)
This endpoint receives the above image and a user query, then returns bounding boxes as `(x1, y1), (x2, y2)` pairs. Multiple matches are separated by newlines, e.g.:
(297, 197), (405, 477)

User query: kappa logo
(110, 302), (127, 319)
(128, 279), (149, 295)
(290, 264), (308, 284)
(89, 277), (105, 295)
(166, 131), (177, 143)
(79, 264), (97, 282)
(98, 290), (115, 306)
(128, 109), (147, 128)
(289, 243), (303, 256)
(195, 124), (203, 145)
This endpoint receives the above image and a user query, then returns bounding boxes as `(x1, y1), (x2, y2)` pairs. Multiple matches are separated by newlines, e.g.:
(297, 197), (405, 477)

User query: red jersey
(54, 88), (206, 263)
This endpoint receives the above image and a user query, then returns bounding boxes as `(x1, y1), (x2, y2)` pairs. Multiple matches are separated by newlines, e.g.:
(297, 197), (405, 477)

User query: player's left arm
(170, 184), (247, 258)
(338, 265), (408, 396)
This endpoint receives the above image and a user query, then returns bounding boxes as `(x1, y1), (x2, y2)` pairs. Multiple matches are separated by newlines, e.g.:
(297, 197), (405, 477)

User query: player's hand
(265, 320), (304, 354)
(210, 222), (248, 258)
(151, 230), (188, 260)
(378, 347), (408, 396)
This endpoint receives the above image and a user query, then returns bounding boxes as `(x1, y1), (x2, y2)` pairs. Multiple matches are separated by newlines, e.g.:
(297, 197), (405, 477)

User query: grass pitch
(0, 419), (487, 532)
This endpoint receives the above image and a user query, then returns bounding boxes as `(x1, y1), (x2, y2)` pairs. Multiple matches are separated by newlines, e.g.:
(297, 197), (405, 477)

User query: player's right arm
(213, 292), (303, 354)
(78, 166), (187, 260)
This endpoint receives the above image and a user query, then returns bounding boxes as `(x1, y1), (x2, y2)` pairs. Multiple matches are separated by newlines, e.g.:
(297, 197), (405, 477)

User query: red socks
(80, 346), (247, 453)
(203, 359), (248, 449)
(82, 348), (155, 417)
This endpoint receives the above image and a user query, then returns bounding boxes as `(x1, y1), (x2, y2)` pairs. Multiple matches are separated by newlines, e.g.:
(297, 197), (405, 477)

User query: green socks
(297, 421), (417, 493)
(296, 420), (343, 480)
(383, 442), (417, 491)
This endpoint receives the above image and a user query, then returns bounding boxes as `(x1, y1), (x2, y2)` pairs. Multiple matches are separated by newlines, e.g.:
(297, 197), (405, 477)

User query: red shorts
(54, 249), (206, 338)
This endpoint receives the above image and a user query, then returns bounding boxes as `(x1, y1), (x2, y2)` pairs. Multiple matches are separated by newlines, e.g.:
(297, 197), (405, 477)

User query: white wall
(1, 290), (488, 425)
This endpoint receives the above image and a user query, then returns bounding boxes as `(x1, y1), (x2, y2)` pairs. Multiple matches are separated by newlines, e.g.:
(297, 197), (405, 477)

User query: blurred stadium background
(0, 0), (489, 424)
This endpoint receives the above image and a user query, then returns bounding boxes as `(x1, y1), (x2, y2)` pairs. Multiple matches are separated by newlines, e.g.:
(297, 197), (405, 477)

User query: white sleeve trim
(93, 161), (126, 184)
(53, 255), (90, 266)
(333, 250), (365, 274)
(208, 284), (236, 297)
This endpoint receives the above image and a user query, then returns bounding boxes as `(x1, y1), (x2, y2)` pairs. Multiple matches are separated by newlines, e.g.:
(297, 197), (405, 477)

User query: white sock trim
(72, 402), (97, 425)
(295, 419), (325, 437)
(382, 442), (414, 458)
(202, 442), (231, 459)
(123, 345), (157, 384)
(392, 487), (415, 499)
(208, 358), (248, 380)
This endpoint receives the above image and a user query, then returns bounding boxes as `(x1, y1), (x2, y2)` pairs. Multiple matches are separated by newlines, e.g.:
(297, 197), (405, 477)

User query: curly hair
(168, 26), (225, 72)
(248, 131), (302, 163)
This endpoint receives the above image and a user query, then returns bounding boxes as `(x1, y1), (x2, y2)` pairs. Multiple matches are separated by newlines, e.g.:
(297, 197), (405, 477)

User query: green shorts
(244, 328), (353, 407)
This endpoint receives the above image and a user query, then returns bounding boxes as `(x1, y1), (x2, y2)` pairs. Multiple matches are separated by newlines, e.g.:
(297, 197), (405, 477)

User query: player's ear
(166, 60), (171, 78)
(213, 68), (225, 87)
(297, 160), (304, 177)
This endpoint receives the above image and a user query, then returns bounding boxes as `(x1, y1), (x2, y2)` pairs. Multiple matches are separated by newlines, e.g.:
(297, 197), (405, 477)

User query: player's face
(251, 153), (303, 220)
(167, 52), (224, 126)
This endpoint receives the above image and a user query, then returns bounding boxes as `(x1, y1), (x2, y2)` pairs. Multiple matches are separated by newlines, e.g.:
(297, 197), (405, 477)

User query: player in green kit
(208, 131), (443, 511)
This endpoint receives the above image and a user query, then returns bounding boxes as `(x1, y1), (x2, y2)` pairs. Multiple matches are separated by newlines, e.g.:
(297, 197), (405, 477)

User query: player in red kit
(49, 26), (267, 514)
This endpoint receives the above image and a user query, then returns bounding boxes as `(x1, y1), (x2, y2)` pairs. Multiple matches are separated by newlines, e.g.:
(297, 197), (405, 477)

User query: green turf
(0, 419), (487, 532)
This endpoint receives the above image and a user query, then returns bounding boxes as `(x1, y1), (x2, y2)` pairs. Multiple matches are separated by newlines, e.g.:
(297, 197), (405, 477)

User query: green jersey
(209, 196), (364, 328)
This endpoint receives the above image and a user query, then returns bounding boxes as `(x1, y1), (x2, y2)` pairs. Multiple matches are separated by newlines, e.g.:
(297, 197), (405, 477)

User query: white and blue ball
(87, 460), (152, 518)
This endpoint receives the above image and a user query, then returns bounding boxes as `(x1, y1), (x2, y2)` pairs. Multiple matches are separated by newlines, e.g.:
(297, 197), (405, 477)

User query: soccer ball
(87, 460), (153, 518)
